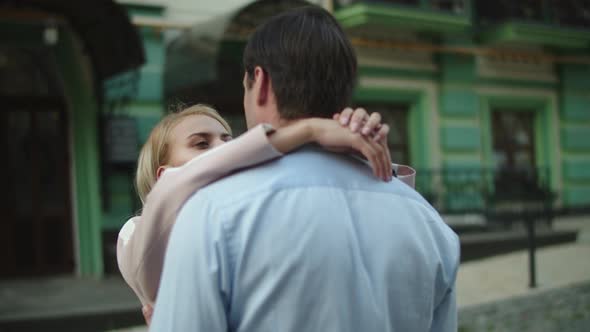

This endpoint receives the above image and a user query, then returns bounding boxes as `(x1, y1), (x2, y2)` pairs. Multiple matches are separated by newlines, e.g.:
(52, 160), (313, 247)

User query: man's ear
(156, 166), (168, 180)
(254, 66), (268, 106)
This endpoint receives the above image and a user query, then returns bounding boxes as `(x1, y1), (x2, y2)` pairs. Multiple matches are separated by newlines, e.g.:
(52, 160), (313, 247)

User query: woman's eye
(193, 141), (209, 149)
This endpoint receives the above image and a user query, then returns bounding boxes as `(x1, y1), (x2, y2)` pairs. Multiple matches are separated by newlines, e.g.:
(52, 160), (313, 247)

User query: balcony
(334, 0), (471, 36)
(476, 0), (590, 49)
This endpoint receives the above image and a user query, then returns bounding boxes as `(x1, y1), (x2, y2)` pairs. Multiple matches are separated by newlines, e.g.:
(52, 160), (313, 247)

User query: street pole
(525, 211), (537, 288)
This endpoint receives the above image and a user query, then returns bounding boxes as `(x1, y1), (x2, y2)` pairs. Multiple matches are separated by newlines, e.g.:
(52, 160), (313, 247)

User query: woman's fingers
(324, 116), (391, 181)
(372, 124), (392, 180)
(349, 108), (368, 132)
(362, 112), (382, 136)
(357, 140), (381, 179)
(354, 136), (389, 181)
(376, 124), (392, 179)
(338, 108), (354, 126)
(374, 138), (391, 181)
(374, 140), (388, 181)
(383, 139), (392, 180)
(373, 123), (390, 143)
(379, 142), (392, 181)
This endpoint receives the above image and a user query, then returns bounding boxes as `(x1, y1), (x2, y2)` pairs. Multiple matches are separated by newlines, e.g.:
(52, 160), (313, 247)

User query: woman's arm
(118, 124), (282, 306)
(118, 109), (403, 309)
(269, 112), (392, 181)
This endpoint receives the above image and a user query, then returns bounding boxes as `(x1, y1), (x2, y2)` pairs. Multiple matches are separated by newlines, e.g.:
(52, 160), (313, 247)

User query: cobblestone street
(456, 217), (590, 331)
(459, 282), (590, 332)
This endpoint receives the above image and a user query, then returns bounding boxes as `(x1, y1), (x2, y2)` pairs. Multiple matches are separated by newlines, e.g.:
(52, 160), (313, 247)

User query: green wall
(354, 45), (590, 211)
(102, 8), (166, 232)
(560, 64), (590, 206)
(437, 54), (484, 211)
(2, 20), (121, 277)
(54, 27), (104, 276)
(103, 2), (590, 243)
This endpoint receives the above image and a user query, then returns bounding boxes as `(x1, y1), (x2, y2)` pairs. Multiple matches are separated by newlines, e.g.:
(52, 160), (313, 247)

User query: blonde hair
(135, 104), (232, 204)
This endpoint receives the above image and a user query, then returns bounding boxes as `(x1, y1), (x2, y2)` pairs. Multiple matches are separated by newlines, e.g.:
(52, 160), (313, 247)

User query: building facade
(160, 0), (590, 213)
(0, 0), (144, 278)
(2, 0), (588, 279)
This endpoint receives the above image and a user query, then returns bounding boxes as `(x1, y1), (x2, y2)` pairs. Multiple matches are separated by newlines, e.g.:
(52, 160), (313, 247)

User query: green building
(0, 0), (144, 278)
(164, 0), (590, 215)
(2, 0), (589, 279)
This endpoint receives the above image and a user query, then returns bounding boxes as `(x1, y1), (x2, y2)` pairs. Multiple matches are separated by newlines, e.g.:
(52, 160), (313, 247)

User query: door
(491, 110), (537, 195)
(0, 98), (74, 277)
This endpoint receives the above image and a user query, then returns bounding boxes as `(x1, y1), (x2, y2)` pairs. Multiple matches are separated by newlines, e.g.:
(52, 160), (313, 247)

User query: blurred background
(0, 0), (589, 331)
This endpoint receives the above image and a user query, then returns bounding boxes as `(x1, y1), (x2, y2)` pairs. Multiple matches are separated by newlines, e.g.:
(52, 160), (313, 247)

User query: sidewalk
(457, 216), (590, 308)
(0, 276), (143, 332)
(111, 216), (590, 332)
(1, 216), (587, 332)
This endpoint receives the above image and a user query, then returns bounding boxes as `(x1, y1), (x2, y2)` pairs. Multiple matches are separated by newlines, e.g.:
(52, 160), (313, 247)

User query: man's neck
(252, 105), (309, 129)
(254, 116), (304, 130)
(276, 117), (305, 129)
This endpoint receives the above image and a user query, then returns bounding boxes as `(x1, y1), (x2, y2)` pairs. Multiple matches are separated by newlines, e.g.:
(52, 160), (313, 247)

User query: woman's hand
(334, 107), (390, 143)
(307, 109), (392, 181)
(333, 107), (392, 180)
(268, 107), (392, 181)
(142, 304), (153, 326)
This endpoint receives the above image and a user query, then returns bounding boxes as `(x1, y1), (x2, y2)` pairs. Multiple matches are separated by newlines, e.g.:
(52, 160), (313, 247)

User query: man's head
(242, 6), (357, 128)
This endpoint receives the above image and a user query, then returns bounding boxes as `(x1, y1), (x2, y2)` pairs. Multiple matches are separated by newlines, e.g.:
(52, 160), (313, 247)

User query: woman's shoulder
(118, 216), (140, 247)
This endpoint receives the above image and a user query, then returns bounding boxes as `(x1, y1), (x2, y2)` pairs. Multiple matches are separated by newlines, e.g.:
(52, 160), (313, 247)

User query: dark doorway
(491, 110), (538, 194)
(0, 97), (74, 277)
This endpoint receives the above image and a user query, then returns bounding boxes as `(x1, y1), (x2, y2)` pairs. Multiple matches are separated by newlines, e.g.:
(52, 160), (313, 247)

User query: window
(476, 0), (545, 24)
(491, 110), (538, 194)
(431, 0), (466, 13)
(492, 110), (536, 170)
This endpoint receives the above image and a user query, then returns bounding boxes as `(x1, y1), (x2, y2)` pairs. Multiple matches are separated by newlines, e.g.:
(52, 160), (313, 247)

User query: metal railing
(414, 166), (557, 288)
(414, 166), (555, 220)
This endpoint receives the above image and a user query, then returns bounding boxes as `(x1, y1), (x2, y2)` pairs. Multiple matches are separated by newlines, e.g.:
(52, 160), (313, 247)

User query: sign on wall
(104, 116), (139, 164)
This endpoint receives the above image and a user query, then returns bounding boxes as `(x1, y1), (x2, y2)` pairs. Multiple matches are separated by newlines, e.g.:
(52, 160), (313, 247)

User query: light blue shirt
(151, 146), (460, 332)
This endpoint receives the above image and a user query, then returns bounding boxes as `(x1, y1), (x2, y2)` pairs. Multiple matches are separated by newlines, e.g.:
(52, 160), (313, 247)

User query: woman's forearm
(267, 119), (314, 154)
(127, 124), (283, 304)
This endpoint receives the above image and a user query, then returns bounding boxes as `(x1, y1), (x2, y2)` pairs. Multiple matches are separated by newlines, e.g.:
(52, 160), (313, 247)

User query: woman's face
(166, 114), (232, 168)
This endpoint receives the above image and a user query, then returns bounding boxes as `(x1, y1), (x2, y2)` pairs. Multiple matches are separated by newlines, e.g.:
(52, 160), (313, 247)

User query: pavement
(457, 216), (590, 308)
(0, 276), (143, 332)
(1, 216), (588, 332)
(109, 216), (590, 332)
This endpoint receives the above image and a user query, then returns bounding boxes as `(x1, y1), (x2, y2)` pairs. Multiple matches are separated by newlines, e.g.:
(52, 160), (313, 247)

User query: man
(150, 6), (460, 332)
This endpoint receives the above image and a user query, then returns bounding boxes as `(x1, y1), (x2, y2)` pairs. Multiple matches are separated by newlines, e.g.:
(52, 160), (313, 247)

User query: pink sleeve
(394, 164), (416, 189)
(116, 124), (282, 305)
(116, 216), (148, 305)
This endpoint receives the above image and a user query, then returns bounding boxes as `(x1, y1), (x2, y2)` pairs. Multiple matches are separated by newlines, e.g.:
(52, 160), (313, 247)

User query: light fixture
(44, 20), (59, 46)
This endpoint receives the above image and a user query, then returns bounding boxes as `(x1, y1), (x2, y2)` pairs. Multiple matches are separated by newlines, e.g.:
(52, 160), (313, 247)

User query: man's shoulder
(196, 146), (430, 209)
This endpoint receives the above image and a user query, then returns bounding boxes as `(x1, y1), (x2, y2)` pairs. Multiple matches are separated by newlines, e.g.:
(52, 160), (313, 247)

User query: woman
(117, 104), (415, 323)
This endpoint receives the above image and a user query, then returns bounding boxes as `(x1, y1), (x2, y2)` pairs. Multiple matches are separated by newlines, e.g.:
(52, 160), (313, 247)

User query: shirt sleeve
(123, 124), (281, 305)
(430, 231), (460, 332)
(392, 164), (416, 189)
(429, 287), (457, 332)
(149, 195), (229, 332)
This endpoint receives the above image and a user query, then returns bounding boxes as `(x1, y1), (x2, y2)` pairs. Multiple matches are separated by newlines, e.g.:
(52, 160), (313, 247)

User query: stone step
(460, 228), (578, 262)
